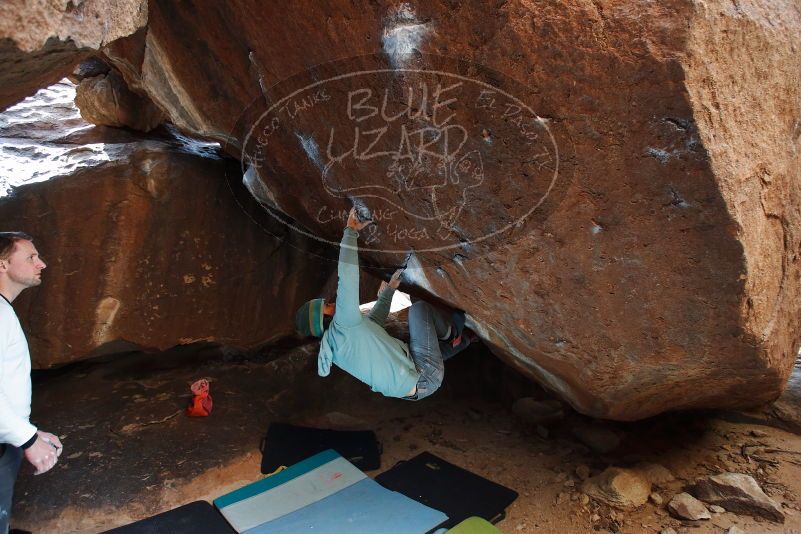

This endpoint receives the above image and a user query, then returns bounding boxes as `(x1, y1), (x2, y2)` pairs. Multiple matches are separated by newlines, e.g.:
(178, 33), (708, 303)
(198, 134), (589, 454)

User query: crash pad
(375, 451), (518, 529)
(215, 449), (446, 533)
(101, 500), (235, 534)
(260, 422), (380, 473)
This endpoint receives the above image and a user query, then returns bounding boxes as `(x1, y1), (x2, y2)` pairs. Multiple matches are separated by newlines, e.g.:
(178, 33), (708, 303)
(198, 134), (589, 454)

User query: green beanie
(295, 298), (326, 338)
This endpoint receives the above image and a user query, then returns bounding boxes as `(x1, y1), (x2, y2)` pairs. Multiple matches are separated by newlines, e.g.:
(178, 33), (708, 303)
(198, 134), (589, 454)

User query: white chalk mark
(402, 251), (433, 292)
(295, 132), (325, 171)
(382, 4), (431, 69)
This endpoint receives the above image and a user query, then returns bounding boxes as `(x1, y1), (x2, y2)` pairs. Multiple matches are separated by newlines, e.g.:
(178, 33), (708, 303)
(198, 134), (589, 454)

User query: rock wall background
(0, 0), (147, 110)
(0, 83), (377, 366)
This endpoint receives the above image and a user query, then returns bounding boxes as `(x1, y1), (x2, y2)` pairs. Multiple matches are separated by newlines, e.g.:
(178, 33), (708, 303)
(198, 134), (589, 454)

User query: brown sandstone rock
(633, 463), (676, 486)
(667, 492), (711, 521)
(74, 70), (165, 131)
(692, 473), (785, 523)
(511, 397), (565, 426)
(581, 467), (651, 509)
(0, 143), (342, 367)
(96, 0), (801, 420)
(570, 422), (622, 454)
(0, 84), (343, 366)
(0, 0), (146, 110)
(770, 357), (801, 433)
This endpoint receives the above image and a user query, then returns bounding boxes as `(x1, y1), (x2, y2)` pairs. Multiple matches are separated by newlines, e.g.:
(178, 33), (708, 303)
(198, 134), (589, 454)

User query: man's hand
(37, 430), (62, 457)
(24, 430), (62, 475)
(346, 207), (372, 231)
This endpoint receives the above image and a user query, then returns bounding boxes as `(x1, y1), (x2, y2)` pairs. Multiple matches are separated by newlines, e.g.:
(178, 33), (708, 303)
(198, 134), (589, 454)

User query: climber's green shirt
(317, 228), (419, 398)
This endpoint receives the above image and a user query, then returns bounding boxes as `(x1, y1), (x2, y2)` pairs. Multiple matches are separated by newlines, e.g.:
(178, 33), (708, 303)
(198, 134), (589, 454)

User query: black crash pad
(101, 500), (235, 534)
(374, 451), (518, 530)
(260, 422), (381, 474)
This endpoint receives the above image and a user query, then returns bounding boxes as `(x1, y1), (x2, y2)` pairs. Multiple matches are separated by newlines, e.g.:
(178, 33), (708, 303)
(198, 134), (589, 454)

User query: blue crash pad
(214, 449), (447, 534)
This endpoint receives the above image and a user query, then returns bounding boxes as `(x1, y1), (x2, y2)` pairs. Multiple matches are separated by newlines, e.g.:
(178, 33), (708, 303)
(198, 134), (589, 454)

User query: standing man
(0, 232), (62, 534)
(295, 208), (475, 400)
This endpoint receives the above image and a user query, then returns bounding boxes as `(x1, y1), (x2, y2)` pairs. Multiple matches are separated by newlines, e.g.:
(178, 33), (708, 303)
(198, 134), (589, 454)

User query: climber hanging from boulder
(295, 207), (476, 400)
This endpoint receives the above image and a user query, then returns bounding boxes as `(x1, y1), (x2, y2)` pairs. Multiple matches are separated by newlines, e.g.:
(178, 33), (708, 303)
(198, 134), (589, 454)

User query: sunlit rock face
(0, 0), (147, 110)
(95, 0), (801, 420)
(74, 68), (165, 132)
(0, 81), (110, 194)
(0, 83), (339, 367)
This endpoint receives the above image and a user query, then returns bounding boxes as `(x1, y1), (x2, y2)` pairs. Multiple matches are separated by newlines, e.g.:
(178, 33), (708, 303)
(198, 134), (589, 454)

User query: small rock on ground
(576, 464), (591, 480)
(512, 398), (565, 426)
(667, 492), (711, 520)
(581, 467), (651, 509)
(692, 472), (785, 523)
(571, 422), (621, 453)
(633, 462), (675, 486)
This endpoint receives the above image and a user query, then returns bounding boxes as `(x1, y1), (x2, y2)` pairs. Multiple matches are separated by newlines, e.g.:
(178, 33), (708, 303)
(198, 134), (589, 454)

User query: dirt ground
(10, 337), (801, 534)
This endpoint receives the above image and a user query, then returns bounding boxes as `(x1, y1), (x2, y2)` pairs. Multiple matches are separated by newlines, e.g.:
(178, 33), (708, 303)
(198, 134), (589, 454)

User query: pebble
(512, 397), (565, 425)
(709, 504), (726, 513)
(649, 492), (663, 505)
(575, 464), (591, 481)
(633, 462), (675, 486)
(727, 527), (745, 534)
(570, 422), (621, 453)
(581, 466), (651, 509)
(667, 492), (711, 520)
(580, 494), (590, 505)
(750, 429), (768, 438)
(660, 528), (677, 534)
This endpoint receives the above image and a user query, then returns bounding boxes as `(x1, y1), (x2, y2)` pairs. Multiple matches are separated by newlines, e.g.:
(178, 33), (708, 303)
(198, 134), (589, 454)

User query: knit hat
(295, 298), (326, 338)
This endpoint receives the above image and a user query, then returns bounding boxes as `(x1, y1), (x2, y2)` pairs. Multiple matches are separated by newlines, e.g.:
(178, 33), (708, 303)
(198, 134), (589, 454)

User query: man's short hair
(0, 232), (34, 261)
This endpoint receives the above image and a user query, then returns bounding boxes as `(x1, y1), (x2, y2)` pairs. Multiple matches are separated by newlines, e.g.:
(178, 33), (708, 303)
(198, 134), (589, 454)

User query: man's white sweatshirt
(0, 296), (37, 447)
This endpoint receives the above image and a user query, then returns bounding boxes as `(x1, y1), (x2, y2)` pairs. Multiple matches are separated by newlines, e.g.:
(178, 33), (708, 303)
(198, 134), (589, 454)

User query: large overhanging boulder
(58, 1), (801, 418)
(0, 0), (147, 110)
